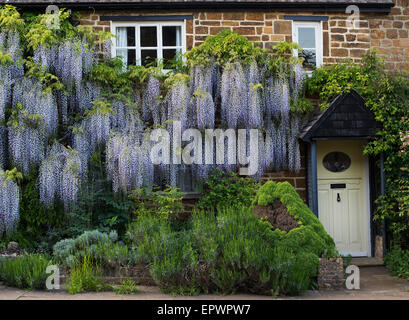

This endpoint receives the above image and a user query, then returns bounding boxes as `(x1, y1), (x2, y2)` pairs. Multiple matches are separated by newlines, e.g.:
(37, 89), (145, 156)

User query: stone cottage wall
(78, 0), (408, 71)
(74, 0), (406, 204)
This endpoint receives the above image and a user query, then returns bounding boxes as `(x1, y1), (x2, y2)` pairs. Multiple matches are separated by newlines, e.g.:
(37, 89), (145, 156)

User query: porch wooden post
(311, 140), (319, 217)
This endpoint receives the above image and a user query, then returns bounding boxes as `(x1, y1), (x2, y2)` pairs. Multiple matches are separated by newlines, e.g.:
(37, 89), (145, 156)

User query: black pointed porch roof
(300, 90), (380, 142)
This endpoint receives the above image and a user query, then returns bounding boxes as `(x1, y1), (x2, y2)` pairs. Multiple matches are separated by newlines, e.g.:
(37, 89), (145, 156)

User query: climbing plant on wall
(0, 5), (311, 237)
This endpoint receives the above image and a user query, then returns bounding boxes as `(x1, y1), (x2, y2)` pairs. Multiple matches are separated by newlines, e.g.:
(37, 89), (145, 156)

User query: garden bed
(60, 264), (155, 286)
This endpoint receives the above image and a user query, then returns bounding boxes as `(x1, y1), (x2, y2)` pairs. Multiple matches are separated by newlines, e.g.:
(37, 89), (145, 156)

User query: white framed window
(111, 21), (186, 68)
(292, 21), (323, 71)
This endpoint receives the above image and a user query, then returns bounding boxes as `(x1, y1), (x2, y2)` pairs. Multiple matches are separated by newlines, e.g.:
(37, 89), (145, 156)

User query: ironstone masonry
(72, 0), (407, 202)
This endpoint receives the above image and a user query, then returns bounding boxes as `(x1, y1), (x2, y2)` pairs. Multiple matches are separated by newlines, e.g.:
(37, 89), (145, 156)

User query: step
(349, 257), (384, 267)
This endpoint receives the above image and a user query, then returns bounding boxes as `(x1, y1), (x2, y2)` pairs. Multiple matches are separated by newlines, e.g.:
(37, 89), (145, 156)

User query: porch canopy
(299, 90), (381, 219)
(300, 90), (380, 142)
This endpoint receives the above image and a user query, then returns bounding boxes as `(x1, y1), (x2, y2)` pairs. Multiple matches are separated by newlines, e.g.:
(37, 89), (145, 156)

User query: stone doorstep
(350, 257), (384, 267)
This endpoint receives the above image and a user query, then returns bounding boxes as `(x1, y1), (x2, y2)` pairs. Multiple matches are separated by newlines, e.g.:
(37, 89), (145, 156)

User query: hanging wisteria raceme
(72, 125), (92, 167)
(8, 126), (45, 173)
(106, 132), (154, 193)
(291, 63), (304, 100)
(248, 83), (263, 129)
(52, 39), (95, 92)
(38, 142), (87, 210)
(193, 89), (215, 130)
(190, 64), (215, 98)
(12, 77), (59, 138)
(111, 100), (144, 135)
(288, 116), (302, 172)
(165, 77), (191, 131)
(0, 170), (20, 235)
(81, 39), (96, 76)
(80, 100), (113, 154)
(221, 62), (248, 128)
(33, 44), (56, 74)
(5, 30), (24, 80)
(142, 76), (161, 124)
(190, 65), (216, 129)
(61, 149), (87, 210)
(75, 81), (102, 112)
(0, 127), (5, 169)
(102, 39), (112, 61)
(264, 130), (274, 171)
(38, 142), (69, 207)
(279, 79), (291, 128)
(0, 30), (24, 123)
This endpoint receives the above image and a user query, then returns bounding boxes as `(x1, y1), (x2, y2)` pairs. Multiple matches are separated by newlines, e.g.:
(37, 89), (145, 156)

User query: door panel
(318, 179), (366, 255)
(317, 140), (369, 256)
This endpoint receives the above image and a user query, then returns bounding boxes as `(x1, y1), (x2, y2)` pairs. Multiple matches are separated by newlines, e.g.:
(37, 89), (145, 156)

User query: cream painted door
(317, 140), (369, 257)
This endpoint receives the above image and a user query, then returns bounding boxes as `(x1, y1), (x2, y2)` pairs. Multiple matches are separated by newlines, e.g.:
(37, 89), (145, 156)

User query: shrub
(0, 254), (53, 290)
(384, 246), (409, 279)
(129, 186), (184, 221)
(254, 181), (337, 257)
(196, 170), (259, 211)
(53, 229), (135, 268)
(66, 256), (112, 294)
(127, 180), (337, 296)
(192, 207), (319, 295)
(128, 206), (320, 296)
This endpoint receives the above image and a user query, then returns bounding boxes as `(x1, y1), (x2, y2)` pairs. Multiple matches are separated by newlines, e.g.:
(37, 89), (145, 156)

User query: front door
(317, 140), (370, 257)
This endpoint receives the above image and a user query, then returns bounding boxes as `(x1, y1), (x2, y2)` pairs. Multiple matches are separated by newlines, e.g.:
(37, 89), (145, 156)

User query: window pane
(141, 27), (157, 47)
(162, 26), (182, 46)
(298, 27), (316, 48)
(299, 49), (316, 69)
(116, 49), (136, 66)
(163, 49), (177, 68)
(116, 27), (135, 47)
(127, 49), (136, 65)
(141, 49), (157, 66)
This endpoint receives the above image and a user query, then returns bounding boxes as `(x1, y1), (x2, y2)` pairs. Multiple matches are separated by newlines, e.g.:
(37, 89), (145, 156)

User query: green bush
(127, 180), (336, 296)
(384, 246), (409, 279)
(66, 256), (112, 294)
(254, 181), (337, 257)
(0, 254), (53, 290)
(53, 230), (135, 268)
(128, 207), (320, 296)
(191, 207), (319, 295)
(129, 186), (184, 221)
(196, 170), (259, 211)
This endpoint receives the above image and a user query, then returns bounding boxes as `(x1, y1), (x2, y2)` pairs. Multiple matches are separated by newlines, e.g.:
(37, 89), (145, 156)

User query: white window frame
(110, 20), (186, 67)
(292, 21), (323, 71)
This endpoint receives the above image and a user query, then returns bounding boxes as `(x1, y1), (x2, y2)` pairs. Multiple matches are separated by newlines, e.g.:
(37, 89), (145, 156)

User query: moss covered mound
(254, 181), (337, 257)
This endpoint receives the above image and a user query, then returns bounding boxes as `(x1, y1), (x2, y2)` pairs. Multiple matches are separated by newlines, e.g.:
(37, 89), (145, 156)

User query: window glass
(323, 152), (351, 173)
(113, 22), (185, 68)
(294, 23), (321, 70)
(141, 26), (157, 47)
(116, 27), (135, 47)
(141, 49), (157, 66)
(162, 26), (182, 46)
(298, 27), (316, 48)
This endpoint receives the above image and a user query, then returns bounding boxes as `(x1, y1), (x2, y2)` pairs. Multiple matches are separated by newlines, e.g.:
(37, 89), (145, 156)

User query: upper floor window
(111, 21), (186, 68)
(292, 21), (323, 71)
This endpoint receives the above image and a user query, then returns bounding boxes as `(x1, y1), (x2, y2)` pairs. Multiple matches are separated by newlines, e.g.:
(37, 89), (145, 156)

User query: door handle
(337, 193), (341, 202)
